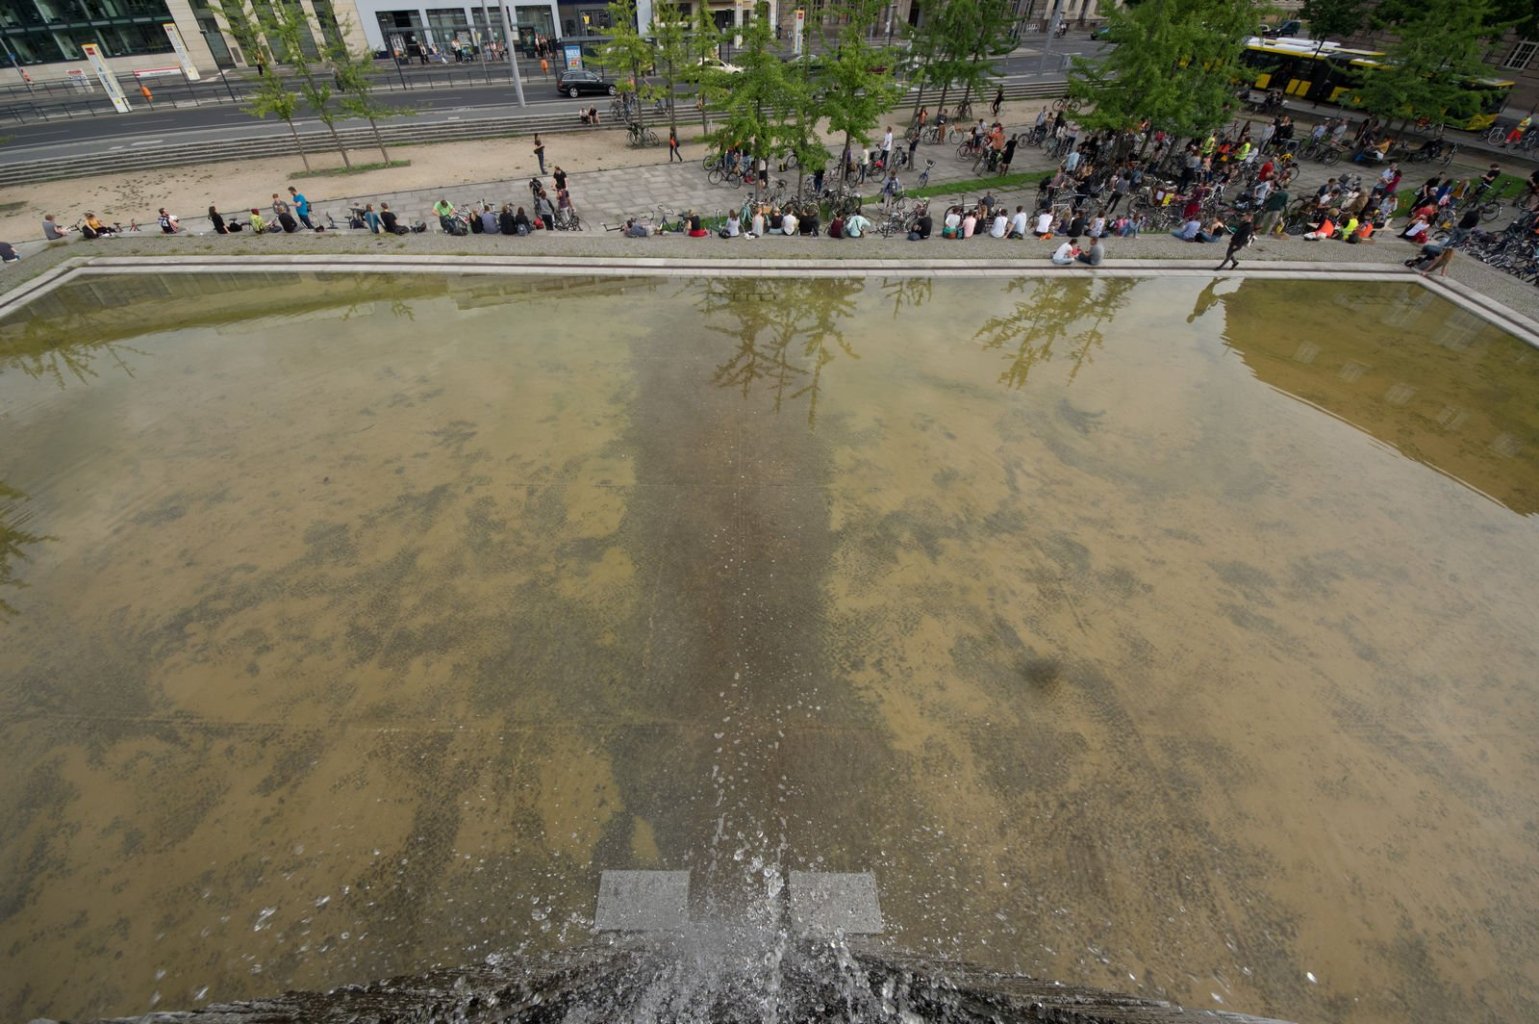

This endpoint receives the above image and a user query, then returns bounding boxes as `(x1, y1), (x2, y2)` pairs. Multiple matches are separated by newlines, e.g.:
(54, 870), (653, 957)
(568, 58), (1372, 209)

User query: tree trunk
(912, 81), (926, 118)
(633, 58), (645, 130)
(368, 114), (390, 163)
(321, 117), (352, 167)
(666, 57), (678, 137)
(285, 116), (312, 170)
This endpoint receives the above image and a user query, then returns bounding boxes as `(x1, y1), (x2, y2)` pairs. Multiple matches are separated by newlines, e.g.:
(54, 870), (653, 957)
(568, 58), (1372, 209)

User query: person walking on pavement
(1216, 214), (1254, 270)
(288, 186), (315, 230)
(991, 86), (1004, 117)
(669, 127), (682, 162)
(533, 134), (546, 174)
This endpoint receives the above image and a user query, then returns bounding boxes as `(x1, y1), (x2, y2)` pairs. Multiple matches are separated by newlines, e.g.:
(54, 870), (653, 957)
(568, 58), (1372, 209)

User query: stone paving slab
(788, 871), (884, 935)
(593, 871), (691, 932)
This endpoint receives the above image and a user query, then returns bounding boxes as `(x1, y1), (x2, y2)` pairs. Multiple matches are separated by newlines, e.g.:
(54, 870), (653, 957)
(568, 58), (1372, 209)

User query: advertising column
(163, 22), (203, 80)
(81, 42), (132, 112)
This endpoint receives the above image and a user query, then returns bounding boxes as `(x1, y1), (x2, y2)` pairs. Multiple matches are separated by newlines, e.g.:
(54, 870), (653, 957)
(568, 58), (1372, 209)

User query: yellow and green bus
(1240, 38), (1513, 131)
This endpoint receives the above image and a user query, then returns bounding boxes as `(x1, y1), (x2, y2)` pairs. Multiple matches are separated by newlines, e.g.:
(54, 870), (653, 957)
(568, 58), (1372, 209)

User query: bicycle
(626, 120), (660, 148)
(915, 158), (935, 189)
(553, 206), (582, 230)
(707, 165), (752, 188)
(955, 137), (986, 161)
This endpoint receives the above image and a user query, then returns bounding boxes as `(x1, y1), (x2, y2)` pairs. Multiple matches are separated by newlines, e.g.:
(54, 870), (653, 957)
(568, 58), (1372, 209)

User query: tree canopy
(1352, 0), (1514, 127)
(1067, 0), (1258, 137)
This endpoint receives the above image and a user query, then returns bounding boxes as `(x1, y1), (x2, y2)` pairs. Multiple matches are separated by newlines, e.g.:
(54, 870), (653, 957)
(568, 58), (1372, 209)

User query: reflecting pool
(1, 273), (1537, 1024)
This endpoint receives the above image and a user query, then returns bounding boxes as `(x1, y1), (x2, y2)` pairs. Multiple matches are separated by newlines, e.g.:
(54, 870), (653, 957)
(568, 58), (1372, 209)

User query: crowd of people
(19, 102), (1537, 283)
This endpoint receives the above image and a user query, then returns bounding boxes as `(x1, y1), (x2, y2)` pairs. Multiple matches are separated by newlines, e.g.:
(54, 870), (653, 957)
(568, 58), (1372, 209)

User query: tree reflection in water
(0, 315), (144, 389)
(703, 278), (863, 428)
(878, 276), (933, 320)
(976, 277), (1138, 389)
(0, 483), (49, 618)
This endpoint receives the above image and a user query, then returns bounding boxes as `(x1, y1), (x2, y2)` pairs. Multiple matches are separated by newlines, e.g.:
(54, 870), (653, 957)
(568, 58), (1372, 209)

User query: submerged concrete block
(593, 870), (691, 931)
(788, 871), (883, 934)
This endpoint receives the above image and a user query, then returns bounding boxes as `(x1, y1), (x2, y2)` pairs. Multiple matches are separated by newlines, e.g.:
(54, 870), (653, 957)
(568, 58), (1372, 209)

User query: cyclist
(1474, 162), (1502, 197)
(1502, 114), (1532, 148)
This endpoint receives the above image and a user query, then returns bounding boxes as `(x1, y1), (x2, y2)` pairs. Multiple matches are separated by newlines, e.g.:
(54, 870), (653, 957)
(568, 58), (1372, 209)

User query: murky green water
(2, 272), (1537, 1024)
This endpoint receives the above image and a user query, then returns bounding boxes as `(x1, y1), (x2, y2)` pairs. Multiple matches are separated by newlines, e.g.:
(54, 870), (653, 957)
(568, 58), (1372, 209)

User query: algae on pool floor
(1, 272), (1536, 1024)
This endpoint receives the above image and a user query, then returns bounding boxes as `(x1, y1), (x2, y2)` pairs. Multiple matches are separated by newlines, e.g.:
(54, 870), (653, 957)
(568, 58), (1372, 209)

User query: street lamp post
(1037, 0), (1064, 72)
(499, 1), (527, 106)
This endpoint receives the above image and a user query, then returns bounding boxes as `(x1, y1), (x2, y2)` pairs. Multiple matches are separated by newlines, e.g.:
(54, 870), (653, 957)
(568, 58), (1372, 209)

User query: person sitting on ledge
(1051, 236), (1082, 265)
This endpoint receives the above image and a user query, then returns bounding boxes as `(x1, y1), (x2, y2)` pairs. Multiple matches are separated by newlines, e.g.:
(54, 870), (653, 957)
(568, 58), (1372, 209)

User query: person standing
(288, 186), (314, 230)
(533, 134), (546, 174)
(1000, 133), (1018, 175)
(991, 86), (1004, 117)
(271, 192), (290, 220)
(1216, 214), (1254, 270)
(1258, 186), (1289, 236)
(669, 127), (682, 162)
(553, 166), (567, 193)
(880, 125), (894, 170)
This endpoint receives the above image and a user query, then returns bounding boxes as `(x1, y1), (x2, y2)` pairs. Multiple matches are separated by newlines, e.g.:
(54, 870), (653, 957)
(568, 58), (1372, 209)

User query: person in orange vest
(139, 82), (153, 104)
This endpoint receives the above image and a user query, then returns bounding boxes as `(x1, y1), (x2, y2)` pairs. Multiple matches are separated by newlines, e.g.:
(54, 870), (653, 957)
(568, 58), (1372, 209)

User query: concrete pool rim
(7, 254), (1537, 351)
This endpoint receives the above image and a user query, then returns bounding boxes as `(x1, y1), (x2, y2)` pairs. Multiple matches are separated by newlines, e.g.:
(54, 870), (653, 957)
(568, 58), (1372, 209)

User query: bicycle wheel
(644, 128), (660, 147)
(1320, 147), (1341, 166)
(707, 168), (726, 186)
(1480, 200), (1503, 222)
(1486, 127), (1508, 145)
(956, 142), (973, 160)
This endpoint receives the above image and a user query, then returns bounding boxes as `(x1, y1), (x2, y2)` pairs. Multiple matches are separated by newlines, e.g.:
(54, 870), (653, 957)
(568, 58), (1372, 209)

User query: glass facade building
(0, 0), (177, 64)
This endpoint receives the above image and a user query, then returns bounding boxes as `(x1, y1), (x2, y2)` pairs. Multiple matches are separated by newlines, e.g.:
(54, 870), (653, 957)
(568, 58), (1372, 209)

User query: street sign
(163, 23), (201, 80)
(81, 43), (131, 112)
(794, 8), (804, 56)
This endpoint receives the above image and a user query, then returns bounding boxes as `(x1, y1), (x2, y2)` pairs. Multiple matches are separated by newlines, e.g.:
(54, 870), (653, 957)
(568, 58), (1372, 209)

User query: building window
(1503, 40), (1537, 70)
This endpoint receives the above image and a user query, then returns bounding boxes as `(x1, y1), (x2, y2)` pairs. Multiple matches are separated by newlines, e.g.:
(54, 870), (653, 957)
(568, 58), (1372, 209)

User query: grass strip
(290, 159), (412, 179)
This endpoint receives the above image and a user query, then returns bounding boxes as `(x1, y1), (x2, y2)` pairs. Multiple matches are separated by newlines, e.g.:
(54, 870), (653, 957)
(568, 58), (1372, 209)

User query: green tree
(211, 0), (312, 170)
(905, 0), (975, 117)
(904, 0), (1013, 120)
(817, 0), (906, 181)
(707, 2), (794, 197)
(1298, 0), (1368, 41)
(779, 55), (827, 193)
(685, 6), (725, 135)
(329, 22), (408, 164)
(1067, 0), (1257, 139)
(950, 0), (1018, 121)
(652, 8), (693, 138)
(1353, 0), (1513, 130)
(261, 0), (350, 166)
(599, 0), (656, 133)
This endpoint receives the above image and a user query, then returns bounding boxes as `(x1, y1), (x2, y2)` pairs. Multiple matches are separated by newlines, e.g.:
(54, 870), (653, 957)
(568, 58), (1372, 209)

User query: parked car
(698, 56), (742, 75)
(556, 68), (617, 97)
(1262, 19), (1302, 37)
